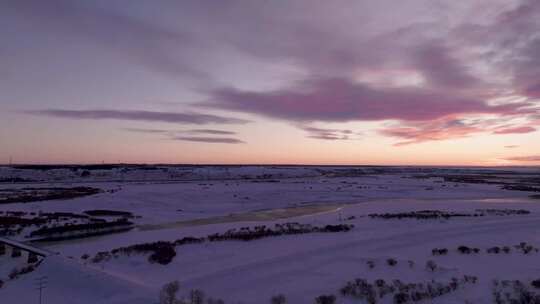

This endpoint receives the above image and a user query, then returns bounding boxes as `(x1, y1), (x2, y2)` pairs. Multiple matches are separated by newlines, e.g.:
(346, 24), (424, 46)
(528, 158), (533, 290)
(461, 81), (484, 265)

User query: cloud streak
(380, 116), (539, 146)
(121, 127), (242, 144)
(172, 136), (244, 144)
(504, 155), (540, 162)
(299, 125), (355, 141)
(27, 109), (248, 125)
(492, 126), (536, 134)
(123, 127), (237, 135)
(122, 128), (170, 134)
(189, 129), (236, 135)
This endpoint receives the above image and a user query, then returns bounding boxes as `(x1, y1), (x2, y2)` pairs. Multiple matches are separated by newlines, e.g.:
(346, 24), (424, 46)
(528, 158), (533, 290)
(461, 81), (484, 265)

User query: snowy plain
(1, 165), (540, 304)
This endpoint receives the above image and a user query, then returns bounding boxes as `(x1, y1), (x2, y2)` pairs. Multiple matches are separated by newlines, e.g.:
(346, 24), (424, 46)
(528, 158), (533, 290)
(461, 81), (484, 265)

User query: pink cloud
(504, 155), (540, 162)
(209, 77), (529, 123)
(493, 126), (536, 134)
(379, 118), (484, 146)
(381, 117), (539, 146)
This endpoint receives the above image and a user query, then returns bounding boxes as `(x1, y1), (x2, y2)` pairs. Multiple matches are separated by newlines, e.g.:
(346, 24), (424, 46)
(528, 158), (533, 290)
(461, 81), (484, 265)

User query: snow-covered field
(1, 165), (540, 303)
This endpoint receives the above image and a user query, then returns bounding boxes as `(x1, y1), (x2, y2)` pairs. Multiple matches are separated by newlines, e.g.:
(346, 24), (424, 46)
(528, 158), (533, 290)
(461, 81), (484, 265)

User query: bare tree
(426, 260), (438, 272)
(190, 289), (205, 304)
(160, 281), (180, 304)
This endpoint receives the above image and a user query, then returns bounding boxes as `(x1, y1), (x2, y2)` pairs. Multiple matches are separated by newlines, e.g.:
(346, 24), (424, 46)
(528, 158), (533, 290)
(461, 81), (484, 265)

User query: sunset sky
(1, 0), (539, 165)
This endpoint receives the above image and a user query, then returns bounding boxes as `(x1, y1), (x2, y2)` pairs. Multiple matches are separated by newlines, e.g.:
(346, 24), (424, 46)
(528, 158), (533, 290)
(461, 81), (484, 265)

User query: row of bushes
(369, 210), (475, 220)
(493, 279), (540, 304)
(0, 216), (47, 227)
(157, 274), (482, 304)
(0, 177), (35, 183)
(0, 211), (112, 237)
(0, 186), (101, 204)
(32, 225), (133, 242)
(370, 208), (531, 220)
(432, 242), (538, 256)
(41, 212), (90, 220)
(30, 218), (133, 237)
(91, 223), (353, 265)
(340, 276), (478, 304)
(207, 223), (352, 242)
(0, 210), (90, 219)
(475, 209), (530, 216)
(157, 281), (345, 304)
(109, 237), (204, 264)
(502, 185), (540, 193)
(0, 212), (94, 232)
(83, 209), (133, 217)
(0, 211), (29, 216)
(0, 210), (131, 231)
(366, 259), (415, 270)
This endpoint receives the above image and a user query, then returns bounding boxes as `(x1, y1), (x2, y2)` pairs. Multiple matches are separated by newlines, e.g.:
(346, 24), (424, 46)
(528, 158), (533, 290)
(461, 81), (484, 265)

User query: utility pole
(35, 276), (48, 304)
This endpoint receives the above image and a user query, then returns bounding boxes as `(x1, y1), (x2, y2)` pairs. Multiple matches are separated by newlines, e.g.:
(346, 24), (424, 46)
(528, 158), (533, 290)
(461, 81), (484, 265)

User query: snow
(1, 255), (156, 304)
(1, 165), (540, 303)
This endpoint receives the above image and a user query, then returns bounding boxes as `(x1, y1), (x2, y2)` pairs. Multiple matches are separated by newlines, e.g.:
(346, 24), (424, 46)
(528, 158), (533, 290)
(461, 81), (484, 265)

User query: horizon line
(1, 163), (539, 168)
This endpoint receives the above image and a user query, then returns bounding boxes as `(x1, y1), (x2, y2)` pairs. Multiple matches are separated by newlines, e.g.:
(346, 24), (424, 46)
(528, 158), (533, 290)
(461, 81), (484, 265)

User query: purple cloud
(413, 43), (481, 90)
(27, 109), (248, 125)
(189, 129), (236, 135)
(123, 127), (236, 135)
(123, 128), (170, 134)
(2, 1), (206, 80)
(208, 77), (529, 123)
(121, 127), (242, 144)
(300, 126), (355, 141)
(173, 136), (244, 144)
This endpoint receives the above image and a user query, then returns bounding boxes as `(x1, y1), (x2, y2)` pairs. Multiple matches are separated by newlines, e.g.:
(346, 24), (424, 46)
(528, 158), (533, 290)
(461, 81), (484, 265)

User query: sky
(0, 0), (539, 166)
